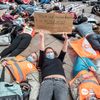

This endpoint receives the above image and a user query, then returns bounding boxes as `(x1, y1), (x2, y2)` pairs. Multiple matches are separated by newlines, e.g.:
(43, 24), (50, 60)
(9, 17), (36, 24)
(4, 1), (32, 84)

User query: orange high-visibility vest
(7, 55), (38, 83)
(69, 70), (100, 100)
(70, 38), (100, 59)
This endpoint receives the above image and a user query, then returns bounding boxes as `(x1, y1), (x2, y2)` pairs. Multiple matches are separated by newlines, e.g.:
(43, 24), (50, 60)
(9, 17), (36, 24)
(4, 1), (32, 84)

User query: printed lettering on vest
(27, 63), (33, 69)
(82, 38), (97, 55)
(81, 88), (89, 95)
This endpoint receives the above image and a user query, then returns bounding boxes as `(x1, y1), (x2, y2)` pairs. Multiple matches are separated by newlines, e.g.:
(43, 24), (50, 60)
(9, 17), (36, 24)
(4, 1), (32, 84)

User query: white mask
(46, 52), (55, 59)
(26, 56), (35, 63)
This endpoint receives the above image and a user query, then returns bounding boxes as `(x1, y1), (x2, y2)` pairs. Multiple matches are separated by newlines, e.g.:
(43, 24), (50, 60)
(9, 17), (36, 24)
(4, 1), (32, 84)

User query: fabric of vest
(69, 70), (100, 100)
(70, 37), (100, 59)
(7, 55), (38, 82)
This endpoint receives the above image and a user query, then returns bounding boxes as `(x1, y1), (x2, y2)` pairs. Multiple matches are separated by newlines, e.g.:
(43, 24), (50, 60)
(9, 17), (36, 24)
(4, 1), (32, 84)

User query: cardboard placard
(34, 13), (73, 34)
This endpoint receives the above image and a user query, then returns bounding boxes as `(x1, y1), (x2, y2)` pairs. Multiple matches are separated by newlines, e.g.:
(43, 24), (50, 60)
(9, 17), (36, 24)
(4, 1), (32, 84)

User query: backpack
(0, 64), (31, 100)
(0, 66), (23, 100)
(0, 25), (16, 45)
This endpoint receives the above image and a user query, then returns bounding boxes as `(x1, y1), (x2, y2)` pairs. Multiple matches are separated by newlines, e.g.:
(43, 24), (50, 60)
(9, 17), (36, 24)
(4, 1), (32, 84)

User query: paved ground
(0, 2), (100, 99)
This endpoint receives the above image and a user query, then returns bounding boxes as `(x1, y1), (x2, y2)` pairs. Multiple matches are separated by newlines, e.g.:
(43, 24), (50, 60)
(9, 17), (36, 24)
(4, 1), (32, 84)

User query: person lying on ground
(69, 56), (100, 100)
(0, 21), (23, 41)
(74, 16), (100, 51)
(38, 31), (69, 100)
(0, 8), (19, 24)
(0, 21), (13, 35)
(11, 4), (36, 16)
(0, 22), (35, 59)
(1, 52), (40, 100)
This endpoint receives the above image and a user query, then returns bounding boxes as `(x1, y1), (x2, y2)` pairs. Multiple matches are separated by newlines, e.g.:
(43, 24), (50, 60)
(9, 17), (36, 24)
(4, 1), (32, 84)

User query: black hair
(44, 47), (58, 57)
(53, 6), (60, 11)
(29, 16), (34, 22)
(47, 6), (62, 13)
(34, 52), (38, 60)
(29, 21), (34, 27)
(3, 21), (13, 28)
(9, 6), (14, 10)
(77, 16), (88, 24)
(10, 10), (17, 16)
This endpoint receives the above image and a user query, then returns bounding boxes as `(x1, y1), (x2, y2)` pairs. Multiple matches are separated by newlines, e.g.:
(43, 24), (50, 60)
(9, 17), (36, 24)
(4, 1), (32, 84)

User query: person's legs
(0, 4), (10, 9)
(9, 48), (25, 57)
(26, 72), (40, 100)
(9, 34), (32, 57)
(26, 7), (35, 15)
(54, 80), (68, 100)
(38, 79), (54, 100)
(0, 36), (21, 58)
(97, 34), (100, 43)
(87, 34), (100, 51)
(73, 56), (97, 76)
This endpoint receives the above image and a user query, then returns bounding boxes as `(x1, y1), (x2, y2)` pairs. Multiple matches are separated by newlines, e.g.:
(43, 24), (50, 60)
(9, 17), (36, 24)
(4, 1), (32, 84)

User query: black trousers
(86, 34), (100, 51)
(0, 33), (32, 58)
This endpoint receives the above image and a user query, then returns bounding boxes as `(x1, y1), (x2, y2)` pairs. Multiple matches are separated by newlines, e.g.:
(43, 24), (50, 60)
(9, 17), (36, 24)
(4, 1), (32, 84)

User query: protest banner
(34, 12), (73, 34)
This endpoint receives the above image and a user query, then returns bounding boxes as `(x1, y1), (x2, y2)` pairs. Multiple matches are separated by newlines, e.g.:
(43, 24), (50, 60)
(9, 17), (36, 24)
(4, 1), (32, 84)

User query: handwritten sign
(34, 13), (73, 34)
(23, 26), (33, 35)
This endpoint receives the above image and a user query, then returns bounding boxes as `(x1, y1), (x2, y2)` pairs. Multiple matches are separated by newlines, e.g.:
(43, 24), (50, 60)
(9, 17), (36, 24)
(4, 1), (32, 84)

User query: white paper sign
(23, 26), (33, 35)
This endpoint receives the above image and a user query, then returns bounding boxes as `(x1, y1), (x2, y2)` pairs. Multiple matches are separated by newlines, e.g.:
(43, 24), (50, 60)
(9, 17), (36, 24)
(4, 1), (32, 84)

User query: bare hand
(83, 74), (91, 79)
(89, 66), (96, 73)
(2, 60), (8, 67)
(62, 34), (68, 40)
(39, 31), (45, 38)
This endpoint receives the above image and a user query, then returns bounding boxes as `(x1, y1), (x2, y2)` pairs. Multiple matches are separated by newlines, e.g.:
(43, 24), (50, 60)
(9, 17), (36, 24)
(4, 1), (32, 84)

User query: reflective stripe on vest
(13, 61), (24, 81)
(8, 65), (14, 74)
(82, 79), (98, 85)
(11, 59), (24, 82)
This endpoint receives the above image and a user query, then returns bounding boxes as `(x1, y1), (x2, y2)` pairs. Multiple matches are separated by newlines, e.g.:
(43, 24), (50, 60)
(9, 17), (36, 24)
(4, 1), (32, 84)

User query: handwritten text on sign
(34, 13), (73, 34)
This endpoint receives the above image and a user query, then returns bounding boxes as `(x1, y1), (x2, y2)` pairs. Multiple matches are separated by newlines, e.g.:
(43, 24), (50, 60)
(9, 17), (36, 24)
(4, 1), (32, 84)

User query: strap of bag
(0, 66), (5, 82)
(6, 66), (16, 81)
(9, 26), (16, 35)
(79, 56), (90, 68)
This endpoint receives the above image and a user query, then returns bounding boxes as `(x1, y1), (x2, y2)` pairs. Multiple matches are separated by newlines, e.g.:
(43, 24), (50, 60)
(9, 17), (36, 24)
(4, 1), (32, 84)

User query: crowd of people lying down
(0, 0), (100, 100)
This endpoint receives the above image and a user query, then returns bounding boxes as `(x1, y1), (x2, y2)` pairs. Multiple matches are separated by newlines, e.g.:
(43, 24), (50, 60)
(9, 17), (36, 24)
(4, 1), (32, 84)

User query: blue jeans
(40, 0), (50, 4)
(73, 56), (97, 77)
(16, 4), (35, 15)
(0, 4), (10, 9)
(86, 34), (100, 51)
(38, 78), (68, 100)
